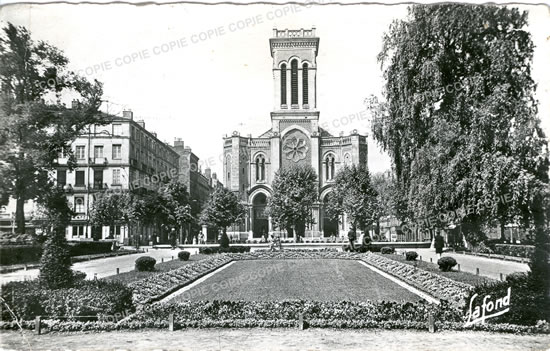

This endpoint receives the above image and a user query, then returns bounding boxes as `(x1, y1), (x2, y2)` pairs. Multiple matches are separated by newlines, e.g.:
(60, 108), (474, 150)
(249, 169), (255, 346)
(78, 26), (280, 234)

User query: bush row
(128, 255), (233, 304)
(493, 244), (535, 259)
(2, 317), (548, 333)
(0, 245), (42, 265)
(359, 253), (473, 308)
(0, 241), (116, 266)
(0, 279), (133, 321)
(199, 246), (251, 254)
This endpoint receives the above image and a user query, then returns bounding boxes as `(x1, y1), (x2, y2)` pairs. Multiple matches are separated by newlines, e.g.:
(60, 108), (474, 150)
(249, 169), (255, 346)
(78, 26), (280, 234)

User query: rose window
(283, 136), (308, 162)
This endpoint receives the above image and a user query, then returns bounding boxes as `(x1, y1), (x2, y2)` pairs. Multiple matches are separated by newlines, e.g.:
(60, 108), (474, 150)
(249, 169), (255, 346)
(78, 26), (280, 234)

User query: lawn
(377, 253), (494, 286)
(169, 259), (422, 302)
(105, 254), (209, 285)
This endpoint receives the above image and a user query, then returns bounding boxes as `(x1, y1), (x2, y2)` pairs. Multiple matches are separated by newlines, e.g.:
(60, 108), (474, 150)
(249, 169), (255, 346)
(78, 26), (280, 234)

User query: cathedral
(223, 28), (368, 240)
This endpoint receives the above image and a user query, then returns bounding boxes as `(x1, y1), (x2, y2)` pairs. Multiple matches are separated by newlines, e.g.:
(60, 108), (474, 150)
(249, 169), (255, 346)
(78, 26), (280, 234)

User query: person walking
(169, 228), (177, 250)
(348, 229), (357, 252)
(434, 233), (445, 259)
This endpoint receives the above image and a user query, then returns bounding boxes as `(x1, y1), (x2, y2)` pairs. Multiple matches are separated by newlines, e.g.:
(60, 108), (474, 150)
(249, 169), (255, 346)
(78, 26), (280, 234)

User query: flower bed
(128, 255), (233, 304)
(1, 280), (133, 321)
(359, 253), (473, 308)
(230, 250), (360, 260)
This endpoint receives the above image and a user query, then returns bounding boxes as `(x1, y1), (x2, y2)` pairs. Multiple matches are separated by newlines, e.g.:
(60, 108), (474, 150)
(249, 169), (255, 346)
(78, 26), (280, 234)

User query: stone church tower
(223, 28), (368, 240)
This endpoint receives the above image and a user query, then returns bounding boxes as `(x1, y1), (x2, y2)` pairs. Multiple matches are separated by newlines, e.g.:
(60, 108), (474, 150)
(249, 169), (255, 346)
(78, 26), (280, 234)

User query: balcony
(91, 157), (108, 165)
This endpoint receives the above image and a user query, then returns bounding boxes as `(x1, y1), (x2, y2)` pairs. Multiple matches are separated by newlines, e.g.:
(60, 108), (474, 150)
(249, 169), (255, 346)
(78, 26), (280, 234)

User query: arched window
(325, 155), (335, 180)
(290, 59), (298, 106)
(302, 63), (308, 105)
(280, 64), (287, 106)
(255, 155), (265, 181)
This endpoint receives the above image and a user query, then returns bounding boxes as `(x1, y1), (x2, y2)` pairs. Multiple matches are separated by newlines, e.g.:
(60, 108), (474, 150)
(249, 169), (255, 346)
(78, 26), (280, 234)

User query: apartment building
(55, 109), (179, 245)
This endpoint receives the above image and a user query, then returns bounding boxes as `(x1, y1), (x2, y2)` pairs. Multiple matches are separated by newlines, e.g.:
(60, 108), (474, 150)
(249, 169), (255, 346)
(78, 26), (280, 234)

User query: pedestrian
(434, 233), (445, 259)
(348, 229), (357, 252)
(169, 228), (177, 250)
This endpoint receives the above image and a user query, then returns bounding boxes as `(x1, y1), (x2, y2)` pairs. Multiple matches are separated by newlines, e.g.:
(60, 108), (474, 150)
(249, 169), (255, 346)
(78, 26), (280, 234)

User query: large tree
(368, 5), (549, 242)
(371, 171), (397, 237)
(267, 165), (318, 241)
(0, 23), (107, 234)
(325, 165), (380, 236)
(199, 186), (245, 239)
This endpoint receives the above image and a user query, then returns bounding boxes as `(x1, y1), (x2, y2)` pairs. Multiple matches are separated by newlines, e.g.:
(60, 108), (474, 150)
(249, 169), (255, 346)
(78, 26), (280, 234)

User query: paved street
(397, 248), (530, 280)
(0, 248), (184, 284)
(2, 328), (549, 351)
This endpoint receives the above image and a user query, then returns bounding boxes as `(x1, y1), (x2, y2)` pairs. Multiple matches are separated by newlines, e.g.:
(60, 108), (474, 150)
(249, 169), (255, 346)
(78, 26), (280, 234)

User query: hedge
(0, 245), (42, 265)
(493, 244), (535, 259)
(0, 241), (115, 266)
(198, 246), (250, 254)
(0, 280), (134, 321)
(67, 241), (113, 256)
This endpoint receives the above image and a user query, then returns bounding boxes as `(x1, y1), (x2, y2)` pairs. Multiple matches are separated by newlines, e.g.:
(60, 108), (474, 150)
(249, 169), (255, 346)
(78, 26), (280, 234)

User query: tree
(325, 165), (380, 236)
(37, 185), (75, 289)
(0, 22), (106, 234)
(89, 190), (140, 238)
(368, 5), (549, 244)
(160, 180), (193, 242)
(371, 171), (397, 237)
(267, 165), (318, 241)
(199, 187), (245, 239)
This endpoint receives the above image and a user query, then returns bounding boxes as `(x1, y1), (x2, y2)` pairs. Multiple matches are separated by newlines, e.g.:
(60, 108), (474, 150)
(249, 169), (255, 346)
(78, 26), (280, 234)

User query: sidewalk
(2, 328), (549, 351)
(0, 247), (184, 284)
(397, 248), (530, 280)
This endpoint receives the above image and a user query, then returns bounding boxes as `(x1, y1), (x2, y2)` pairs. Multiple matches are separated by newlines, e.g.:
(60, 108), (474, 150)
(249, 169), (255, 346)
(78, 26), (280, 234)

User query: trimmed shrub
(438, 256), (457, 272)
(405, 251), (418, 261)
(39, 232), (74, 289)
(73, 270), (87, 282)
(135, 256), (156, 272)
(219, 232), (230, 248)
(178, 251), (190, 261)
(381, 247), (395, 254)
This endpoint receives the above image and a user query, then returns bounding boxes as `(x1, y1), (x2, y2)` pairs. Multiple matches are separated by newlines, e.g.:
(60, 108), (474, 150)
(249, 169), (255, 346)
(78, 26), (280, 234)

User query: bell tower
(270, 27), (319, 112)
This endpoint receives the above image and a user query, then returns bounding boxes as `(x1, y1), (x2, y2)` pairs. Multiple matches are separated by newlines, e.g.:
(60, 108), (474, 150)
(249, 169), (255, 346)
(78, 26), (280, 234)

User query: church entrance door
(252, 193), (268, 239)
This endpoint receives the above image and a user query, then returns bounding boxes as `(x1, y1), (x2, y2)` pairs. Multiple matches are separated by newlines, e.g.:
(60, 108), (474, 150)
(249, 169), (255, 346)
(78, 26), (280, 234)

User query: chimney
(204, 167), (211, 179)
(152, 132), (157, 138)
(136, 120), (145, 128)
(173, 138), (184, 151)
(212, 172), (217, 180)
(123, 110), (133, 120)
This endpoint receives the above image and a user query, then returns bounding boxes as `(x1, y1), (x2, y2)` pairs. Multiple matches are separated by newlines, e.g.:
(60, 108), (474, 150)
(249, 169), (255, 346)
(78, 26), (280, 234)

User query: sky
(1, 2), (549, 185)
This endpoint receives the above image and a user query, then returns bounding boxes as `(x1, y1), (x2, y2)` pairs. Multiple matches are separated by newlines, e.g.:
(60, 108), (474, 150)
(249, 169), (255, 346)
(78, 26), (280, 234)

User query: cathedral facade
(223, 28), (368, 240)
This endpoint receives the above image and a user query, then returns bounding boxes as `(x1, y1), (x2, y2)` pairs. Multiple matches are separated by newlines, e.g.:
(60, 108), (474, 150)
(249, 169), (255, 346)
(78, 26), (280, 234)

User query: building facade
(54, 110), (180, 245)
(223, 28), (368, 240)
(173, 138), (222, 243)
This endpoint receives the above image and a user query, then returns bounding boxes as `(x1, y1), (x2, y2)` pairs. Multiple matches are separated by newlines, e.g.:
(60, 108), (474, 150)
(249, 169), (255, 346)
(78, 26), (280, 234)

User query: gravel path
(1, 328), (549, 351)
(0, 248), (184, 284)
(398, 249), (529, 280)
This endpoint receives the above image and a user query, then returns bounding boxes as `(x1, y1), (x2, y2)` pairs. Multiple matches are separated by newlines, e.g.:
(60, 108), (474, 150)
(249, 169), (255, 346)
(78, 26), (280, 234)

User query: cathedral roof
(257, 127), (334, 138)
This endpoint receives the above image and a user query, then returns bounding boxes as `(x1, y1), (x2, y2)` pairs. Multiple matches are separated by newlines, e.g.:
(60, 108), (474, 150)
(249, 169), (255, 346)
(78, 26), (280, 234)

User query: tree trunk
(500, 219), (506, 241)
(15, 195), (25, 234)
